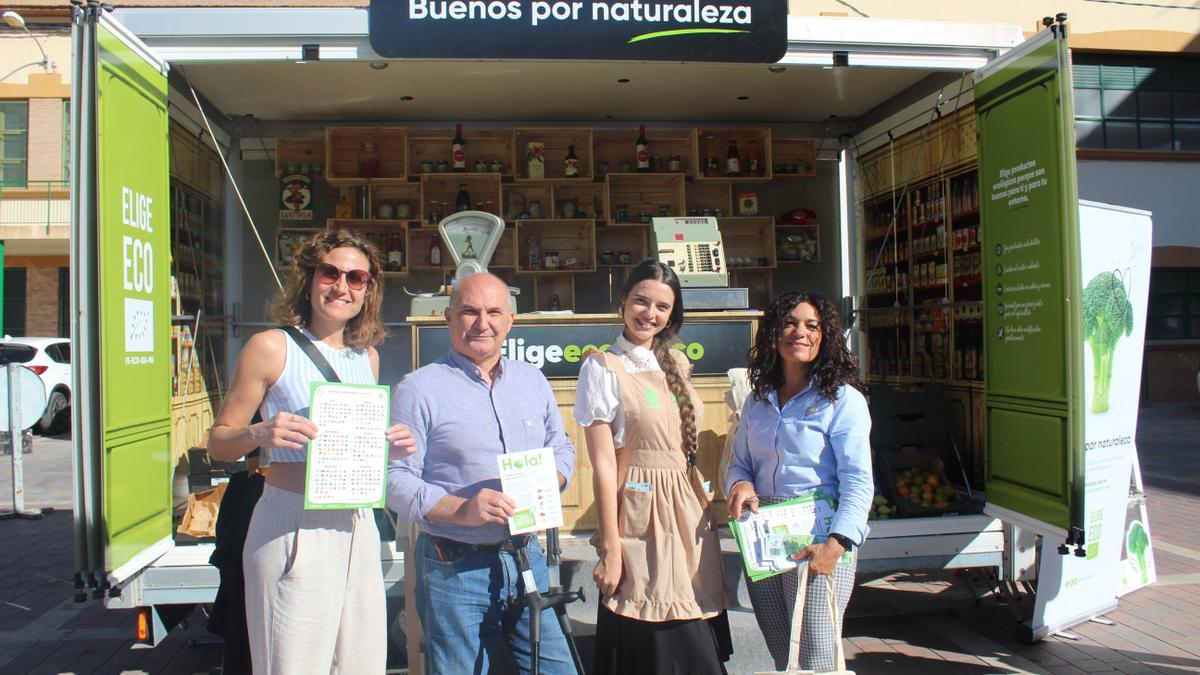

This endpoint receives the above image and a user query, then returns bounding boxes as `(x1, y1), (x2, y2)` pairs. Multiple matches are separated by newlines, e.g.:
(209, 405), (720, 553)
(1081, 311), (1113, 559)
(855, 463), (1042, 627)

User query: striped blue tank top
(260, 326), (376, 463)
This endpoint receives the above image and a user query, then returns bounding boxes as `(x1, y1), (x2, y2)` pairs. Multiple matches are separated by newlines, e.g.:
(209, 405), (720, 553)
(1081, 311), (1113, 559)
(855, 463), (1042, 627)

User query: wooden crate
(605, 173), (685, 225)
(772, 138), (817, 177)
(692, 127), (772, 181)
(325, 127), (408, 183)
(685, 181), (732, 215)
(595, 225), (649, 267)
(533, 274), (575, 311)
(514, 128), (594, 181)
(718, 217), (776, 269)
(552, 181), (606, 221)
(593, 128), (693, 177)
(369, 182), (422, 223)
(275, 136), (326, 177)
(408, 129), (515, 177)
(326, 219), (410, 276)
(421, 173), (502, 223)
(776, 223), (821, 264)
(502, 182), (554, 221)
(407, 228), (451, 271)
(730, 269), (773, 311)
(515, 220), (596, 274)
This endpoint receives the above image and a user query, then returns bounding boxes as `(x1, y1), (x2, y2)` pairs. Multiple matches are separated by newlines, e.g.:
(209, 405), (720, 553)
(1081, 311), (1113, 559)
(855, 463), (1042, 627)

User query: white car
(0, 337), (71, 435)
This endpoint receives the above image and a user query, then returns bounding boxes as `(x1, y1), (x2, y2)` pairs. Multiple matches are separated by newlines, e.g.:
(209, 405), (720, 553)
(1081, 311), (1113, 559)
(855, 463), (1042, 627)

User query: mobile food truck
(67, 0), (1153, 657)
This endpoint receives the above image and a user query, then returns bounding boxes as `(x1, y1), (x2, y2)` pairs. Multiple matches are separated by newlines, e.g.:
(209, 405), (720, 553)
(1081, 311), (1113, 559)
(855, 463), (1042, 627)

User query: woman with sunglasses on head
(725, 290), (872, 673)
(574, 259), (733, 675)
(208, 228), (417, 674)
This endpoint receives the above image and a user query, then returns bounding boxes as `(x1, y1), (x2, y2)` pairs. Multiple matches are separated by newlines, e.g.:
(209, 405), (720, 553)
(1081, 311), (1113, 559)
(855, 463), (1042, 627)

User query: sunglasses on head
(315, 262), (371, 290)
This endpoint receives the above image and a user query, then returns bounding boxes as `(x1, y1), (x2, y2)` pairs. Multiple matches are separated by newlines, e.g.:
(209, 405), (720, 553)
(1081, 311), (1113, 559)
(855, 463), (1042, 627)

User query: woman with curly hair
(724, 290), (873, 672)
(208, 228), (416, 674)
(574, 259), (733, 674)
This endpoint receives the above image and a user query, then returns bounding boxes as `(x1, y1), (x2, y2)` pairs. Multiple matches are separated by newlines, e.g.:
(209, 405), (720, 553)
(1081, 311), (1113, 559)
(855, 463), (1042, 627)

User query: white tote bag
(755, 562), (855, 675)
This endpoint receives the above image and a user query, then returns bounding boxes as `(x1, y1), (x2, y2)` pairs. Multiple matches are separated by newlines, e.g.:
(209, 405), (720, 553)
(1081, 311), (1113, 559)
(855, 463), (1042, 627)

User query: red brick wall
(26, 97), (63, 182)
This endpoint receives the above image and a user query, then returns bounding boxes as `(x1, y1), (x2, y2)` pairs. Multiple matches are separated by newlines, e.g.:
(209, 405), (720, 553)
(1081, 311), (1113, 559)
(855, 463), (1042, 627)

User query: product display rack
(275, 125), (825, 309)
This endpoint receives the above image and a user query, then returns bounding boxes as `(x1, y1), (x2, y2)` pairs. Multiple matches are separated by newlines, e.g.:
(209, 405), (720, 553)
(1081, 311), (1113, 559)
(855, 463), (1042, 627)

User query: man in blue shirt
(388, 273), (576, 674)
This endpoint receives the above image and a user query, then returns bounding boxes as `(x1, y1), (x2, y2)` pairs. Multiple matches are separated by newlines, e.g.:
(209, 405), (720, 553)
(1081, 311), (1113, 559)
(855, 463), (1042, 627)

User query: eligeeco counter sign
(369, 0), (787, 62)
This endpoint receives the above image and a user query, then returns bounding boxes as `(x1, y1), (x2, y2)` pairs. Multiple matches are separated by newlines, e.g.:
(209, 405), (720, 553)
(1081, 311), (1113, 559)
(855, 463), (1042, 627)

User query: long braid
(652, 335), (698, 458)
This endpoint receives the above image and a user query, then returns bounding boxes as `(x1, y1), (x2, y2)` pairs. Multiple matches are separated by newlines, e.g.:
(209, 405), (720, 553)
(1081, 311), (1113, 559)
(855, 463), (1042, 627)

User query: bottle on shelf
(430, 233), (443, 266)
(358, 140), (380, 179)
(388, 231), (404, 272)
(635, 124), (650, 173)
(746, 140), (761, 177)
(451, 123), (467, 173)
(564, 144), (580, 178)
(456, 183), (471, 212)
(725, 140), (741, 177)
(704, 135), (720, 177)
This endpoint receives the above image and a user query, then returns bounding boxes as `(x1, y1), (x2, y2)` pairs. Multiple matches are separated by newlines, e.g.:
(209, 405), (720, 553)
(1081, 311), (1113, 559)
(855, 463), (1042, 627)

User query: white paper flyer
(497, 447), (563, 535)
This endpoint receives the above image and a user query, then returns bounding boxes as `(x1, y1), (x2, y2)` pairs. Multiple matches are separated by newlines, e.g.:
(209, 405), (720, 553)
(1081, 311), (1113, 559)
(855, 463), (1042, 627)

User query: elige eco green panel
(97, 21), (173, 575)
(976, 29), (1083, 536)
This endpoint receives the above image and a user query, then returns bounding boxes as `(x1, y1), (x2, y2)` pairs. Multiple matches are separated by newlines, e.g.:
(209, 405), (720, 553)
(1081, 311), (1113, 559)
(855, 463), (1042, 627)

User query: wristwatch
(828, 532), (854, 552)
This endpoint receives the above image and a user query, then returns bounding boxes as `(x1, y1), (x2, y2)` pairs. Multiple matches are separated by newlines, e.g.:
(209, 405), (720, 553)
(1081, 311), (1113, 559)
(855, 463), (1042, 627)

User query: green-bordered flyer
(303, 382), (391, 510)
(729, 492), (848, 582)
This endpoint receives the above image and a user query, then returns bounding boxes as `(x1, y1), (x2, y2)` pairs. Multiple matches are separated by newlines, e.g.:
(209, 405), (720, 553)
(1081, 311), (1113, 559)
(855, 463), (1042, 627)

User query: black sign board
(415, 320), (754, 378)
(368, 0), (787, 63)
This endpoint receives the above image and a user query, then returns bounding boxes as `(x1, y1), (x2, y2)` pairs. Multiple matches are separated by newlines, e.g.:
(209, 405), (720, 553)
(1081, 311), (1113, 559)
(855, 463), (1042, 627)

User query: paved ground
(0, 402), (1198, 674)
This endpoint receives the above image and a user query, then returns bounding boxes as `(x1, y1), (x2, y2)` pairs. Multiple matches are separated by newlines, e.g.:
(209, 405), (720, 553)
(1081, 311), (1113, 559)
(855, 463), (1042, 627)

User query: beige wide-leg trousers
(243, 483), (386, 674)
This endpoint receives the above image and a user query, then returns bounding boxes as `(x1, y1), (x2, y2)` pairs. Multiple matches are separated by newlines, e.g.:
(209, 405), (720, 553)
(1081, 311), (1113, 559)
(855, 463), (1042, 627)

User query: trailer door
(71, 7), (173, 594)
(973, 25), (1084, 543)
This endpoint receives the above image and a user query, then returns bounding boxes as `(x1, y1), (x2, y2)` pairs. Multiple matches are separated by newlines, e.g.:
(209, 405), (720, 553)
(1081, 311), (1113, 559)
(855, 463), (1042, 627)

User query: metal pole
(1, 363), (42, 519)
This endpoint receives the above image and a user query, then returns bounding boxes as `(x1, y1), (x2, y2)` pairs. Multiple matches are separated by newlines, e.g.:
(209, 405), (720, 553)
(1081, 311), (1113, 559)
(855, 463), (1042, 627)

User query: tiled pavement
(0, 402), (1198, 674)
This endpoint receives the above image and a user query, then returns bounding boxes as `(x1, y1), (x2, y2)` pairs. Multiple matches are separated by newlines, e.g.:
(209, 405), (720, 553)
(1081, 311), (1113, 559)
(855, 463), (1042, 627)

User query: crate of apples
(894, 468), (958, 511)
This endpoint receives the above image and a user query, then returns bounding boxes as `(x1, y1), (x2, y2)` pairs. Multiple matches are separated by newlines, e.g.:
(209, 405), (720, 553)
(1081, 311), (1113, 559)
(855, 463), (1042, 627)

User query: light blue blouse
(725, 382), (874, 546)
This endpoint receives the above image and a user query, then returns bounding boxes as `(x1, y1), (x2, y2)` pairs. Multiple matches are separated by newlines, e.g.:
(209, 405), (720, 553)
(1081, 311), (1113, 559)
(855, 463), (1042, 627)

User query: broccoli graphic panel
(1126, 520), (1151, 584)
(1082, 271), (1134, 413)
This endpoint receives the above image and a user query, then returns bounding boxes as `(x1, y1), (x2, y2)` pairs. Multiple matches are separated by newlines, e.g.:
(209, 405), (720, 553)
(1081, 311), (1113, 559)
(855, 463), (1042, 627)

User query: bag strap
(785, 562), (848, 673)
(281, 325), (342, 384)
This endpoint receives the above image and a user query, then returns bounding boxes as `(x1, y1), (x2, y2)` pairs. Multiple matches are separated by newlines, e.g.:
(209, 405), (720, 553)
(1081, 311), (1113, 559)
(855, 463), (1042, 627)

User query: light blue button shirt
(387, 349), (575, 545)
(725, 382), (874, 546)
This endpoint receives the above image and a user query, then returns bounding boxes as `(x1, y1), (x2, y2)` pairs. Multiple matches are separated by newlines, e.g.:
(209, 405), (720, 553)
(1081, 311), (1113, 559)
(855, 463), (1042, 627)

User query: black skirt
(592, 604), (733, 675)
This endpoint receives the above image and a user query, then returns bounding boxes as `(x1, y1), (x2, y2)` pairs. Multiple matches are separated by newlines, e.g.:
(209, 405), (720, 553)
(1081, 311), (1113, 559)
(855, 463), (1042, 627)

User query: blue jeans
(413, 533), (574, 675)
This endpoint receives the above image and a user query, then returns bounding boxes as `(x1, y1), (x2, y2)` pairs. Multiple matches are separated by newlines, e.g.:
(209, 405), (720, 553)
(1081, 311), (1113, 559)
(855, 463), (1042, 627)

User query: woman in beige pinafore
(574, 260), (732, 675)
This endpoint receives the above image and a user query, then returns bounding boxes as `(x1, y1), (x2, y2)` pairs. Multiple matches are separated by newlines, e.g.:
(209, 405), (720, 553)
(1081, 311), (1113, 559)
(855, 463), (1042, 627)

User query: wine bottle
(746, 140), (761, 177)
(451, 123), (467, 173)
(725, 140), (741, 177)
(635, 124), (650, 173)
(564, 144), (580, 178)
(456, 183), (471, 212)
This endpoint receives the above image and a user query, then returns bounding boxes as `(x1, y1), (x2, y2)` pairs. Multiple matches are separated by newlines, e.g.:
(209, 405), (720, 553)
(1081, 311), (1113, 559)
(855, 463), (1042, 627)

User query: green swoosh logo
(628, 28), (749, 43)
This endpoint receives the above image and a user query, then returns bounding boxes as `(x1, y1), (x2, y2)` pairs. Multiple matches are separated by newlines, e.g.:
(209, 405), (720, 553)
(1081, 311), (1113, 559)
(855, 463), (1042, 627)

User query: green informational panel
(96, 20), (173, 575)
(975, 28), (1083, 538)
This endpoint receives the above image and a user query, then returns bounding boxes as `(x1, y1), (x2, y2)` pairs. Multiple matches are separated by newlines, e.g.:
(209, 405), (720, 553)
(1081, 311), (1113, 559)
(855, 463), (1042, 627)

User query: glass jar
(544, 251), (560, 270)
(619, 250), (632, 265)
(526, 234), (542, 270)
(358, 141), (380, 178)
(529, 200), (543, 219)
(601, 249), (615, 265)
(377, 201), (394, 219)
(490, 159), (503, 173)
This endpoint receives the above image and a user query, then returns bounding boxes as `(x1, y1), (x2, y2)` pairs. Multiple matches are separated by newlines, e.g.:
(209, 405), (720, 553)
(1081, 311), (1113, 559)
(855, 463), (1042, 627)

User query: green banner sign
(97, 19), (173, 575)
(975, 27), (1083, 538)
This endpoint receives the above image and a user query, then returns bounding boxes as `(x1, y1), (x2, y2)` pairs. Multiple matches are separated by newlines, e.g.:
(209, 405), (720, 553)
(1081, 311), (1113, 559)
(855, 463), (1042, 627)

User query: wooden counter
(407, 310), (760, 530)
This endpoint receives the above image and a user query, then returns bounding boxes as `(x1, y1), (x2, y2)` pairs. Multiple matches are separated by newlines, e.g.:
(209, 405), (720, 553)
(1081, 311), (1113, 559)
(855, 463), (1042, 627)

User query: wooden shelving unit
(289, 125), (826, 291)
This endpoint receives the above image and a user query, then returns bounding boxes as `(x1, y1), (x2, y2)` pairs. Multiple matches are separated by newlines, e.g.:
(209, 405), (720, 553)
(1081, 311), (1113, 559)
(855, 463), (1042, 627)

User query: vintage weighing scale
(408, 211), (519, 316)
(651, 216), (748, 309)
